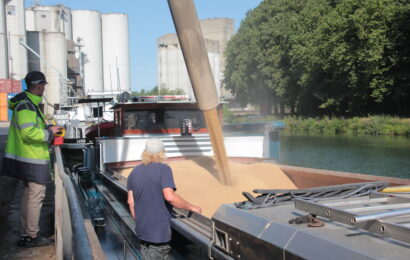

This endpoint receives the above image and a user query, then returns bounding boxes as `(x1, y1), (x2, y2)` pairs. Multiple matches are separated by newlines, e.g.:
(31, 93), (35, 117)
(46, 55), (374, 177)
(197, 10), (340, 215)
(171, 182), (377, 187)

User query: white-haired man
(127, 138), (201, 259)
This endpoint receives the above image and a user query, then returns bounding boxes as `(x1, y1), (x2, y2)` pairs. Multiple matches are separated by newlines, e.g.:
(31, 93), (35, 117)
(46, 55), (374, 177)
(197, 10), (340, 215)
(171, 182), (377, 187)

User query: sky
(24, 0), (262, 91)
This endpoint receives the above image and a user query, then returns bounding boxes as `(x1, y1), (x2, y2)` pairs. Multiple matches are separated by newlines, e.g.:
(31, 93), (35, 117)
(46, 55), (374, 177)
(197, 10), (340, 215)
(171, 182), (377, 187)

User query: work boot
(22, 236), (54, 248)
(17, 235), (29, 246)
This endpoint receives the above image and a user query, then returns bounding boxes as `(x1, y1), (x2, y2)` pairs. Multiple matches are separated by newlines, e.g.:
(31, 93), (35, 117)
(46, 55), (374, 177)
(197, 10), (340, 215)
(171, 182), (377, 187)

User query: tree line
(132, 86), (185, 96)
(224, 0), (410, 116)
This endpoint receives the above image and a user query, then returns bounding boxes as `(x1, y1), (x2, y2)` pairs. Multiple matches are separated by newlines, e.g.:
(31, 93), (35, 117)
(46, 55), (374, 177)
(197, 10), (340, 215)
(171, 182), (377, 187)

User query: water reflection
(279, 134), (410, 179)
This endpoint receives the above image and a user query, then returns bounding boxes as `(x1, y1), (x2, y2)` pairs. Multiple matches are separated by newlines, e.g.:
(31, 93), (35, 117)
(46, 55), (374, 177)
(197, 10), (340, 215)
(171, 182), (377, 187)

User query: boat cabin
(111, 96), (222, 136)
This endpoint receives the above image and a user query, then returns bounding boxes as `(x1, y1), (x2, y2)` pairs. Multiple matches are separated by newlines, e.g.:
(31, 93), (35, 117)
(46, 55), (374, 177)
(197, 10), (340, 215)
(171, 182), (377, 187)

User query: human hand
(49, 125), (63, 135)
(190, 205), (202, 214)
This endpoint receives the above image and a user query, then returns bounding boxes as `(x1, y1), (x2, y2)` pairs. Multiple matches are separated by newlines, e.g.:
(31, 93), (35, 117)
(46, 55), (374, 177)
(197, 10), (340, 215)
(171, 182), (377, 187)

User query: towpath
(0, 122), (55, 259)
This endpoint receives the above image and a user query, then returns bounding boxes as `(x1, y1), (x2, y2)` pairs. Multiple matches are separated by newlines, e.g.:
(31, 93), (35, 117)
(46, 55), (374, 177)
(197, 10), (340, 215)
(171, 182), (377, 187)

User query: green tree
(224, 6), (267, 113)
(224, 0), (306, 115)
(293, 0), (410, 115)
(132, 85), (185, 96)
(225, 0), (410, 116)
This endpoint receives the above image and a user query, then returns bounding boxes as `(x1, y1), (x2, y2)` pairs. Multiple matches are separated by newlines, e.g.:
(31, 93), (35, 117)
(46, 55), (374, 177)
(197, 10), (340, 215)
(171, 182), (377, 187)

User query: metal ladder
(294, 192), (410, 244)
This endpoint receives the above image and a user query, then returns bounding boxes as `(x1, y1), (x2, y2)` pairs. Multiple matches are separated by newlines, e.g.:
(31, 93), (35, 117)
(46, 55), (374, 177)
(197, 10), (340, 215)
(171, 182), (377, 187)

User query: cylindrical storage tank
(26, 5), (73, 40)
(72, 10), (103, 94)
(157, 35), (221, 100)
(44, 32), (67, 115)
(102, 13), (130, 94)
(157, 34), (191, 97)
(0, 0), (9, 78)
(27, 31), (47, 72)
(27, 31), (67, 116)
(5, 0), (28, 80)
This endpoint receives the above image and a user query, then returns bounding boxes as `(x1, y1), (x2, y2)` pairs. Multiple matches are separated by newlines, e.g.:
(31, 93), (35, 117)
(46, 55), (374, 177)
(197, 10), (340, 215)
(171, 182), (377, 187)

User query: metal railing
(54, 146), (94, 260)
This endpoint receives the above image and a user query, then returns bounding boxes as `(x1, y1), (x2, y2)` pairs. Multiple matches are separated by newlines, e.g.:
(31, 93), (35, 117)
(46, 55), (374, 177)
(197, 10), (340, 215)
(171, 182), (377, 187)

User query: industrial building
(25, 4), (73, 40)
(0, 1), (131, 120)
(158, 33), (221, 99)
(2, 2), (231, 119)
(157, 18), (234, 101)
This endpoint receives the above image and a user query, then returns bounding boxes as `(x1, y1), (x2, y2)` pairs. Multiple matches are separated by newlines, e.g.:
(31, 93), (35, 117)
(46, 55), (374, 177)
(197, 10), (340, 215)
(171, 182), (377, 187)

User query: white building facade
(5, 0), (27, 80)
(25, 5), (73, 40)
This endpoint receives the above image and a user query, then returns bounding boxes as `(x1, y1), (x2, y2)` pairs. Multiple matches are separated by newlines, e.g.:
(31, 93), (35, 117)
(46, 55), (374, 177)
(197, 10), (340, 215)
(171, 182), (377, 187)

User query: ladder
(294, 192), (410, 244)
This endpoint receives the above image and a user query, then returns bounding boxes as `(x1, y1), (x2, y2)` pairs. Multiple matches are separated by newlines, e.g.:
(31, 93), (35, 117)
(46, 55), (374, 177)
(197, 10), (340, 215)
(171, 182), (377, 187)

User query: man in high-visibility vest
(1, 71), (61, 248)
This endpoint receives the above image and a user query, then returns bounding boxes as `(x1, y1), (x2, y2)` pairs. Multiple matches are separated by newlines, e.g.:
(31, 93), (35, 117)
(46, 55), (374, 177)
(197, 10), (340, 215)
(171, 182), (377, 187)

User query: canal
(278, 133), (410, 179)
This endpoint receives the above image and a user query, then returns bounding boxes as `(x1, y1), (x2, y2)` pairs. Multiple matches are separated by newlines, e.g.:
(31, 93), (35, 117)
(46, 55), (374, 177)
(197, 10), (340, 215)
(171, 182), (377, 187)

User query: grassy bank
(284, 116), (410, 136)
(223, 110), (410, 136)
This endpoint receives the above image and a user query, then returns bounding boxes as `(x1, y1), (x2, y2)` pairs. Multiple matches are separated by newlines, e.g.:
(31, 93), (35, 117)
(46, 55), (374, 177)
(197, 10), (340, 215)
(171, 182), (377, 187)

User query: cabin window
(164, 110), (205, 130)
(124, 110), (163, 130)
(123, 109), (205, 131)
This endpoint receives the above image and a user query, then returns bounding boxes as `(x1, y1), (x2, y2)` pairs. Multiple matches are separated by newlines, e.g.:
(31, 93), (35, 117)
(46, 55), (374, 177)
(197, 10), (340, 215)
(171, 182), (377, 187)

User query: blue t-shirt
(127, 162), (176, 243)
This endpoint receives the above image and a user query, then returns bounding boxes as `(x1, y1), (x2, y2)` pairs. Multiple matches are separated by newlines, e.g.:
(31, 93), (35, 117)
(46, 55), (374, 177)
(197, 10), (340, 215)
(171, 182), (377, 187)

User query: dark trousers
(140, 240), (171, 260)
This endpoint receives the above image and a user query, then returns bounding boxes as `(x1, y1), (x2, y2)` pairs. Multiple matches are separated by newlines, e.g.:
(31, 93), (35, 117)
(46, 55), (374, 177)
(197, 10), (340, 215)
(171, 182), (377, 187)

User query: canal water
(278, 133), (410, 179)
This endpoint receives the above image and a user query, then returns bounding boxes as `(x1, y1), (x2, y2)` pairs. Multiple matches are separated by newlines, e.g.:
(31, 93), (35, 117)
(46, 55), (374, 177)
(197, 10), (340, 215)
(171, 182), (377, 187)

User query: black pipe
(55, 147), (94, 260)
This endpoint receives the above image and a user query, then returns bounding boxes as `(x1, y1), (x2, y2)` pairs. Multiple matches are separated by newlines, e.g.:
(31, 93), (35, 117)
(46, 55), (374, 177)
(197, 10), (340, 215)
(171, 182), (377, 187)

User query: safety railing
(54, 146), (95, 260)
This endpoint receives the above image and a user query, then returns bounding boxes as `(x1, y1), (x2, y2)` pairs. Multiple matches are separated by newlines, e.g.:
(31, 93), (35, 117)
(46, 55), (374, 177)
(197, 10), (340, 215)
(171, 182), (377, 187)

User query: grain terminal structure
(157, 18), (234, 101)
(1, 1), (131, 119)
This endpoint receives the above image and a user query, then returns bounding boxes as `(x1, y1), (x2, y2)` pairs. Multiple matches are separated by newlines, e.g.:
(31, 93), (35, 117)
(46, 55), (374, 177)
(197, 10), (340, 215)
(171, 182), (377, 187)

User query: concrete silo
(206, 39), (221, 98)
(27, 31), (46, 72)
(157, 34), (220, 100)
(199, 18), (234, 99)
(102, 13), (130, 94)
(0, 0), (8, 78)
(25, 5), (73, 40)
(199, 18), (234, 71)
(27, 31), (67, 116)
(44, 32), (67, 113)
(158, 34), (190, 96)
(5, 0), (27, 80)
(72, 10), (103, 94)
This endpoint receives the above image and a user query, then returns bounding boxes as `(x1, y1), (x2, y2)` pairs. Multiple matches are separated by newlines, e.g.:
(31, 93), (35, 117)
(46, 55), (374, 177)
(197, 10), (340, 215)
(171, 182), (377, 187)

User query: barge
(57, 97), (410, 259)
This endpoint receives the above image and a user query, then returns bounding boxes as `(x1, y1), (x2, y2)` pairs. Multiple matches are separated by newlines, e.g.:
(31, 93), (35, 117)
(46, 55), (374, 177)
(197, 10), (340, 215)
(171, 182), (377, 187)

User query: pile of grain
(119, 156), (297, 217)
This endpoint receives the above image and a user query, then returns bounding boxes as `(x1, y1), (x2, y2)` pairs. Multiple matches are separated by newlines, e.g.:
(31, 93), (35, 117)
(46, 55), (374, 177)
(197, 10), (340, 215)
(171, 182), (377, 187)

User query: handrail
(54, 146), (94, 260)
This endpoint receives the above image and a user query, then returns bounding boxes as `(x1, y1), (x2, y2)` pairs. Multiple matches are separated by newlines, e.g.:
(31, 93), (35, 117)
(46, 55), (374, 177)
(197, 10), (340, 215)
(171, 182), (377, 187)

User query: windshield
(123, 109), (205, 131)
